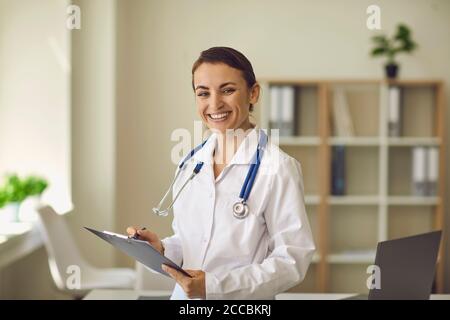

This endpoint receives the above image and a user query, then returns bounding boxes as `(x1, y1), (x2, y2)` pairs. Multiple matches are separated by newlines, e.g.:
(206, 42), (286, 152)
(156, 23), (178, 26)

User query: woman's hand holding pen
(162, 265), (206, 299)
(126, 226), (164, 255)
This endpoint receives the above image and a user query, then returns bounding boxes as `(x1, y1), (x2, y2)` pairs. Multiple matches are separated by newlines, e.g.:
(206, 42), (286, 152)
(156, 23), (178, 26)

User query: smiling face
(193, 63), (259, 133)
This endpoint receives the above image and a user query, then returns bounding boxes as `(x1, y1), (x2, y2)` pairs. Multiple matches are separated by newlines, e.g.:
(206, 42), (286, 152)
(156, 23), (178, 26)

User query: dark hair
(192, 47), (257, 112)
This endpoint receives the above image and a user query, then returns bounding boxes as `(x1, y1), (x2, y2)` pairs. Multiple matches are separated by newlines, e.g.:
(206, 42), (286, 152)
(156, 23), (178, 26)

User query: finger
(183, 269), (200, 277)
(126, 226), (138, 236)
(137, 228), (150, 236)
(137, 229), (155, 241)
(162, 265), (188, 284)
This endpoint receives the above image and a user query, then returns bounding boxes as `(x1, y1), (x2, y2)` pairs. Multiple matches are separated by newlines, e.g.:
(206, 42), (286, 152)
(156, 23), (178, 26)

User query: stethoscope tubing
(153, 129), (267, 217)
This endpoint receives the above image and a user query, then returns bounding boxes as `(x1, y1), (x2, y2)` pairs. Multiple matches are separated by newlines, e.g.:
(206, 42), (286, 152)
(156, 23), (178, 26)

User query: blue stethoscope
(153, 129), (268, 219)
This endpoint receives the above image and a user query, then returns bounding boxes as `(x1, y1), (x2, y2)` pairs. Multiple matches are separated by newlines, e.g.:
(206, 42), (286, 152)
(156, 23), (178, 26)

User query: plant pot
(19, 196), (41, 222)
(0, 202), (20, 223)
(385, 63), (399, 79)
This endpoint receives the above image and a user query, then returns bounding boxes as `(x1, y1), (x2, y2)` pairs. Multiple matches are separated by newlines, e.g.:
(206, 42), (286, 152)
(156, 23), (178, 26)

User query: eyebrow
(195, 82), (237, 91)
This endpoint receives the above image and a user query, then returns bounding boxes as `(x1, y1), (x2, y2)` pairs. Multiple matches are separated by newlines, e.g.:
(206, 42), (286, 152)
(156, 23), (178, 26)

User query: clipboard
(84, 227), (191, 278)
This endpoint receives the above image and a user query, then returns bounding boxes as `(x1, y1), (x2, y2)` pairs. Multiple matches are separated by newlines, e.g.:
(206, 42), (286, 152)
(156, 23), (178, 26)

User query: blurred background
(0, 0), (449, 299)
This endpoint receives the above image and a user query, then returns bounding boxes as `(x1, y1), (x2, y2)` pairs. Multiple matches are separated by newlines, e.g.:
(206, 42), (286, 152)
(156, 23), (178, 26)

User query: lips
(207, 111), (231, 122)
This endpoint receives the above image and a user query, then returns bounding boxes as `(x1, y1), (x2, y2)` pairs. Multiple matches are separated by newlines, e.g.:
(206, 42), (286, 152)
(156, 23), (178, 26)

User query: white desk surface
(84, 290), (450, 300)
(276, 293), (450, 300)
(84, 289), (172, 300)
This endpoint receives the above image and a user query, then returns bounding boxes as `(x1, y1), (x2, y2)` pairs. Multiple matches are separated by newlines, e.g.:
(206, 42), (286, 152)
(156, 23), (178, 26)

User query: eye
(222, 88), (235, 94)
(197, 91), (209, 97)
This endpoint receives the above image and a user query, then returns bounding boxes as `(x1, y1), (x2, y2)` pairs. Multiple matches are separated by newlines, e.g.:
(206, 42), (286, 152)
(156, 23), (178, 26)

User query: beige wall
(115, 0), (450, 290)
(70, 0), (116, 268)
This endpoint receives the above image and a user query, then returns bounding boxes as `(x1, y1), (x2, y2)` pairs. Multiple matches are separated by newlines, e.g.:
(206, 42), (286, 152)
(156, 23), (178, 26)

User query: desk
(0, 222), (43, 268)
(276, 293), (450, 300)
(84, 289), (172, 300)
(84, 290), (450, 300)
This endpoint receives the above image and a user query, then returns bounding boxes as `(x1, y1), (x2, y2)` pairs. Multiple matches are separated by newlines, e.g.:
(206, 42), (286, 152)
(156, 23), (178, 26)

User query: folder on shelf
(412, 147), (427, 196)
(269, 85), (296, 136)
(331, 145), (346, 195)
(269, 85), (281, 131)
(332, 88), (354, 137)
(388, 86), (402, 137)
(426, 147), (439, 196)
(280, 86), (296, 136)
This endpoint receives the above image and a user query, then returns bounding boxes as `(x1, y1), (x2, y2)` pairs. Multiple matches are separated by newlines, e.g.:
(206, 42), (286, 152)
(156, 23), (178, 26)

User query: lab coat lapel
(189, 135), (216, 266)
(226, 127), (260, 166)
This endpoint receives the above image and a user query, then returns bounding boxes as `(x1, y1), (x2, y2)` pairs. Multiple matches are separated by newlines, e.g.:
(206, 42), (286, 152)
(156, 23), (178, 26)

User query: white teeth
(209, 112), (230, 119)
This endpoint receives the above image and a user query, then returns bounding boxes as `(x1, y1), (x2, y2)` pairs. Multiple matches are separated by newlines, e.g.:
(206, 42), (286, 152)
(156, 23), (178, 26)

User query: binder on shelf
(331, 145), (346, 195)
(280, 86), (296, 136)
(332, 88), (354, 137)
(426, 147), (439, 196)
(269, 85), (281, 131)
(412, 147), (427, 196)
(269, 85), (297, 136)
(388, 86), (402, 137)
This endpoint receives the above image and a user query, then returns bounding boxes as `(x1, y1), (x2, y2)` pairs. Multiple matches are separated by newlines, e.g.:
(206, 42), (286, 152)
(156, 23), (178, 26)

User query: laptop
(345, 230), (442, 300)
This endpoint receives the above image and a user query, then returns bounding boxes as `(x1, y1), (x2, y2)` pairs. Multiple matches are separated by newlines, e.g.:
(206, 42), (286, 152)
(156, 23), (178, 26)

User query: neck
(214, 122), (255, 166)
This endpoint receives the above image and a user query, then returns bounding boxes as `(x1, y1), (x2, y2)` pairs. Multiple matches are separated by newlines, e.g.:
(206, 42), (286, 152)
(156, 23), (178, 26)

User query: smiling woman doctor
(127, 47), (315, 300)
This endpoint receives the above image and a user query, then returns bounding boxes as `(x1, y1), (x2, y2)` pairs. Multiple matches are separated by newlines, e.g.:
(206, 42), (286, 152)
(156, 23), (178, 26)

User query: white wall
(0, 0), (71, 213)
(0, 0), (71, 299)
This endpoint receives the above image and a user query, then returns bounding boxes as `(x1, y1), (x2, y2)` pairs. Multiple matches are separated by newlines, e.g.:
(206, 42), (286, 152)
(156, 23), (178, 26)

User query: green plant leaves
(0, 174), (48, 209)
(23, 176), (48, 196)
(372, 35), (389, 46)
(371, 47), (387, 56)
(394, 24), (411, 40)
(0, 189), (7, 208)
(370, 23), (418, 62)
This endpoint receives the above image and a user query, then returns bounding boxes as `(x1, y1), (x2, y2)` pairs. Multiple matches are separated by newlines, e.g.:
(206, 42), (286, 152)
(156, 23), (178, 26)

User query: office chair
(36, 205), (136, 298)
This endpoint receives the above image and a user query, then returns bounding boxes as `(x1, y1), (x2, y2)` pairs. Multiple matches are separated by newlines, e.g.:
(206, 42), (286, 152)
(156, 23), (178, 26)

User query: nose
(209, 91), (224, 110)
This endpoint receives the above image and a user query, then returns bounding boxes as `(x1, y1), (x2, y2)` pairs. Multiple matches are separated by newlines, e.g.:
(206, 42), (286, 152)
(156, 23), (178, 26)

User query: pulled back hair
(192, 47), (257, 112)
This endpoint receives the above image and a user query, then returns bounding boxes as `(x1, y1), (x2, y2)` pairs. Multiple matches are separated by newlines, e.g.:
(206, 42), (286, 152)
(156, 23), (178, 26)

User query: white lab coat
(161, 128), (315, 299)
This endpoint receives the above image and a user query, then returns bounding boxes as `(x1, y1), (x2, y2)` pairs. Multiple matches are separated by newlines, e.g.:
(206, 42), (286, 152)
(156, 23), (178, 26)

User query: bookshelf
(258, 79), (446, 293)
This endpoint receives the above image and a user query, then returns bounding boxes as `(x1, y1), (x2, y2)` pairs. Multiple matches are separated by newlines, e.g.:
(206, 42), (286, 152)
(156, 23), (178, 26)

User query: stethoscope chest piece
(233, 201), (249, 219)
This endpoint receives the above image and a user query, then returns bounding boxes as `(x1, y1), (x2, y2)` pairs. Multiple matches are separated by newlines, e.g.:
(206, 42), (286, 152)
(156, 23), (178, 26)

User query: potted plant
(370, 24), (418, 79)
(0, 174), (48, 223)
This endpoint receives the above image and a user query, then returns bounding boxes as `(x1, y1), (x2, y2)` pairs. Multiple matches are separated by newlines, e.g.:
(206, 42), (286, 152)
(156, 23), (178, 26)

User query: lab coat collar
(192, 127), (260, 166)
(229, 127), (260, 165)
(192, 133), (217, 164)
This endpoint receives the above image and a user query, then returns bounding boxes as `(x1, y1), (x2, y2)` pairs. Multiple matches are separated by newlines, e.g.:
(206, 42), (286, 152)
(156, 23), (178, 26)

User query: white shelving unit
(258, 79), (446, 293)
(328, 137), (380, 146)
(304, 195), (321, 206)
(327, 251), (376, 264)
(279, 136), (321, 146)
(328, 195), (380, 205)
(387, 196), (440, 206)
(387, 137), (441, 146)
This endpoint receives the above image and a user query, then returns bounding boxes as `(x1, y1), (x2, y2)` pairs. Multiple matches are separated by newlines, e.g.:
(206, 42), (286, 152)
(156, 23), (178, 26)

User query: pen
(131, 227), (146, 240)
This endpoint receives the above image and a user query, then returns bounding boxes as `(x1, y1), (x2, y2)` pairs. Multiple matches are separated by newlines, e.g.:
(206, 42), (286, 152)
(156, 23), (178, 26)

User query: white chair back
(36, 205), (89, 290)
